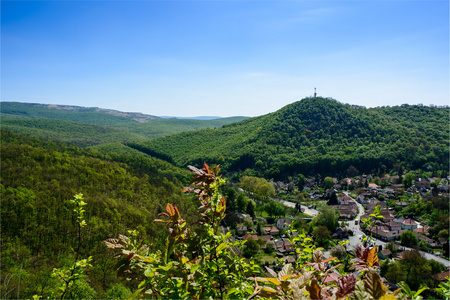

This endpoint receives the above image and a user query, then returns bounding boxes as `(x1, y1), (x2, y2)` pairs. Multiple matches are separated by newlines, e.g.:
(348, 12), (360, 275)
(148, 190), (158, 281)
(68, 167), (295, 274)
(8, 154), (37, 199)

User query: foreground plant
(105, 163), (258, 299)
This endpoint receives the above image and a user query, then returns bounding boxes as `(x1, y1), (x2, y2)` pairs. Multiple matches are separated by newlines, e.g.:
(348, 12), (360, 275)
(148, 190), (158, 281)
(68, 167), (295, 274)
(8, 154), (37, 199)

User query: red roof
(242, 234), (258, 241)
(402, 219), (416, 225)
(434, 271), (450, 281)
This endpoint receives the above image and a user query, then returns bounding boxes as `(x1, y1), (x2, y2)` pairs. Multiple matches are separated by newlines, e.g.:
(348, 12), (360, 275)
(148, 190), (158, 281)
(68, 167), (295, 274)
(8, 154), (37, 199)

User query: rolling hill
(129, 97), (449, 179)
(0, 102), (248, 144)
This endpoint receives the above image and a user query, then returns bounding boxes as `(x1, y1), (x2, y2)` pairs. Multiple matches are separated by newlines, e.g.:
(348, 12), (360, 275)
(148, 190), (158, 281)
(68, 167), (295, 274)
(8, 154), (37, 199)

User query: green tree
(236, 192), (248, 213)
(324, 177), (334, 189)
(246, 200), (256, 218)
(312, 225), (331, 245)
(403, 173), (415, 188)
(263, 201), (285, 217)
(400, 230), (418, 247)
(312, 205), (339, 232)
(225, 187), (237, 211)
(400, 250), (433, 290)
(243, 238), (259, 258)
(385, 261), (406, 283)
(297, 174), (306, 191)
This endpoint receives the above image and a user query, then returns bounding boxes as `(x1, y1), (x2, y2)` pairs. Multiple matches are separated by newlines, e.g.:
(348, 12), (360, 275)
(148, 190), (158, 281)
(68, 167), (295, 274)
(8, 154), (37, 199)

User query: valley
(1, 97), (449, 299)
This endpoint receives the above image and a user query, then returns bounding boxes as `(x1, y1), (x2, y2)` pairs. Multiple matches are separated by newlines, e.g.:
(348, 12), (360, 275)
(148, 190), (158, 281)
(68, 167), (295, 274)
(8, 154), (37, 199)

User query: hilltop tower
(314, 87), (317, 97)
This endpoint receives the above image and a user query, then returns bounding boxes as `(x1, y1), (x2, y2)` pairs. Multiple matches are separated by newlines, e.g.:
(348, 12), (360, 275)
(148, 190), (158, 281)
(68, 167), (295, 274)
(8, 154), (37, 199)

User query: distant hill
(1, 101), (160, 125)
(160, 116), (223, 120)
(129, 97), (449, 179)
(0, 102), (248, 145)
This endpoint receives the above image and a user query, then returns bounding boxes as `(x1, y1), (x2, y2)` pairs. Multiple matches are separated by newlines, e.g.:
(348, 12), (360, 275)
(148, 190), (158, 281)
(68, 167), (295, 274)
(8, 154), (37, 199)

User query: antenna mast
(314, 87), (317, 97)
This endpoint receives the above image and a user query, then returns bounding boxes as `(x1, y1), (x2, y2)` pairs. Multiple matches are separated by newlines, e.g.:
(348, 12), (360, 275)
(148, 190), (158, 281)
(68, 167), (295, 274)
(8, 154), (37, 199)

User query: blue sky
(2, 1), (448, 117)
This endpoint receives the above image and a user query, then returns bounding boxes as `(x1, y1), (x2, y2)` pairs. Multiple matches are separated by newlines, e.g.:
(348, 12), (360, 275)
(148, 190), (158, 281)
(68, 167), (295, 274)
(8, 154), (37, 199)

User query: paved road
(276, 198), (318, 217)
(342, 192), (450, 267)
(342, 191), (369, 251)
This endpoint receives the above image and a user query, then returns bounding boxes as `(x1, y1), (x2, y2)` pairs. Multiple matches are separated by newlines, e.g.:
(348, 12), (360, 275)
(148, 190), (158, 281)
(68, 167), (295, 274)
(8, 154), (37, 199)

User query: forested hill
(1, 101), (160, 124)
(0, 102), (248, 143)
(1, 130), (199, 297)
(129, 97), (449, 179)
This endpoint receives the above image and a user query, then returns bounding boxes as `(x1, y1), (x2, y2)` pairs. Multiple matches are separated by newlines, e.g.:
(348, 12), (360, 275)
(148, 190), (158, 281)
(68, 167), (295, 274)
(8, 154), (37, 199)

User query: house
(336, 207), (358, 220)
(368, 183), (379, 189)
(258, 235), (274, 244)
(378, 249), (392, 260)
(368, 226), (404, 241)
(413, 226), (430, 236)
(414, 232), (433, 244)
(401, 219), (418, 230)
(414, 177), (431, 189)
(263, 226), (280, 236)
(332, 227), (349, 239)
(274, 238), (293, 254)
(357, 195), (369, 204)
(433, 271), (450, 282)
(338, 195), (353, 203)
(386, 221), (402, 231)
(395, 201), (408, 207)
(378, 210), (394, 222)
(277, 218), (292, 230)
(242, 234), (258, 241)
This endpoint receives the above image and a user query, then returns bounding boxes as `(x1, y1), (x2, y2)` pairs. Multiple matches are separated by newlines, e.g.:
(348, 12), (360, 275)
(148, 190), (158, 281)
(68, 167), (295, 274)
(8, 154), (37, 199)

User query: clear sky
(1, 0), (449, 117)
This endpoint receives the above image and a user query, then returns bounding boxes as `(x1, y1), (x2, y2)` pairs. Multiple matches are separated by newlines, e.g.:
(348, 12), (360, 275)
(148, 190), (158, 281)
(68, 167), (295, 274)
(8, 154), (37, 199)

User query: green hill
(129, 97), (449, 179)
(0, 101), (158, 125)
(0, 130), (196, 298)
(1, 118), (147, 146)
(111, 116), (248, 139)
(1, 102), (248, 143)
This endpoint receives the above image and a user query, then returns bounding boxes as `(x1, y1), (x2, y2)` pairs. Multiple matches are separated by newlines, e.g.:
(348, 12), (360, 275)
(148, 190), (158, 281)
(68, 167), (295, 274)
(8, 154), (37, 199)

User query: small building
(401, 219), (418, 230)
(433, 271), (450, 282)
(242, 234), (258, 241)
(386, 221), (402, 231)
(263, 226), (280, 236)
(413, 226), (430, 236)
(277, 218), (292, 230)
(368, 183), (379, 189)
(378, 249), (392, 260)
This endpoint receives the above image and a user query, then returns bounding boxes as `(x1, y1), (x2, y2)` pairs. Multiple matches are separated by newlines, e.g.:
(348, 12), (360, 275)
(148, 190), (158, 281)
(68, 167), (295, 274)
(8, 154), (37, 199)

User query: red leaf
(337, 274), (357, 298)
(126, 252), (135, 261)
(355, 244), (365, 259)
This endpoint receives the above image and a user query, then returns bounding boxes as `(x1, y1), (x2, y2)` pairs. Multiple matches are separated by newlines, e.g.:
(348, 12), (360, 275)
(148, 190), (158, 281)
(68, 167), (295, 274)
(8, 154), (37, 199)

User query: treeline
(131, 98), (449, 179)
(0, 130), (197, 298)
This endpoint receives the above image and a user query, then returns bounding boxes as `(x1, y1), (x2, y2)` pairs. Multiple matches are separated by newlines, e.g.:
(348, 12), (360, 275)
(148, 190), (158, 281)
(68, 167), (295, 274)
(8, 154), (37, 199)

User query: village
(222, 171), (450, 290)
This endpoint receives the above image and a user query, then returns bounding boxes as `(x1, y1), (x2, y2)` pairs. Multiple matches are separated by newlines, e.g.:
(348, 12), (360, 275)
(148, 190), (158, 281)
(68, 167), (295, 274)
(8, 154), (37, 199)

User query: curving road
(342, 191), (450, 267)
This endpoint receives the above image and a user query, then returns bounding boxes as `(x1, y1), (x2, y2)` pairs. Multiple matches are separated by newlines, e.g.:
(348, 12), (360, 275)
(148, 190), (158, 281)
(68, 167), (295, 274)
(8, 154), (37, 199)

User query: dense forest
(0, 130), (198, 298)
(130, 97), (449, 179)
